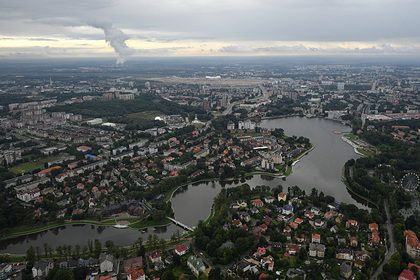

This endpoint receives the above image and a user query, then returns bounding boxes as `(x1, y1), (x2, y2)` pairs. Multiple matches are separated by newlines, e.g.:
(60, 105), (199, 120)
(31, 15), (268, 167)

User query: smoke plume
(93, 24), (134, 65)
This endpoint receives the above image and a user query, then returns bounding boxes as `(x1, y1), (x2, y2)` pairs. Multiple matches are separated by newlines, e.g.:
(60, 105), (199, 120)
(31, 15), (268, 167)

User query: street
(370, 200), (396, 279)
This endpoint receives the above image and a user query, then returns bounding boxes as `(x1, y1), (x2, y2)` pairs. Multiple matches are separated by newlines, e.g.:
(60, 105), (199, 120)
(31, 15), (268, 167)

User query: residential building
(404, 230), (420, 259)
(32, 261), (54, 278)
(399, 269), (417, 280)
(99, 254), (114, 273)
(187, 255), (206, 277)
(174, 244), (188, 256)
(127, 268), (145, 280)
(340, 262), (353, 279)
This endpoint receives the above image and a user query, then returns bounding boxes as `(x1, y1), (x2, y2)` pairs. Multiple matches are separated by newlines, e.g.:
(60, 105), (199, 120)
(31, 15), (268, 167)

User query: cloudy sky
(1, 0), (420, 60)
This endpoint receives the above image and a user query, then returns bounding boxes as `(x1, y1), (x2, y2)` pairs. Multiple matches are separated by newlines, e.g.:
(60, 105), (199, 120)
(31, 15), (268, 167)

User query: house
(99, 254), (114, 273)
(336, 249), (353, 261)
(149, 251), (162, 263)
(346, 219), (358, 229)
(309, 243), (326, 258)
(371, 232), (381, 246)
(399, 269), (417, 280)
(32, 261), (54, 278)
(286, 244), (300, 255)
(314, 219), (324, 227)
(187, 255), (206, 277)
(312, 233), (321, 243)
(237, 260), (259, 275)
(264, 196), (275, 204)
(311, 207), (321, 215)
(350, 236), (358, 247)
(259, 223), (268, 233)
(338, 238), (347, 245)
(369, 223), (379, 232)
(324, 210), (335, 220)
(0, 263), (12, 280)
(277, 192), (287, 202)
(330, 225), (339, 233)
(305, 210), (315, 220)
(127, 268), (145, 280)
(232, 219), (243, 228)
(289, 222), (299, 230)
(174, 244), (188, 256)
(233, 201), (248, 208)
(250, 207), (259, 214)
(282, 204), (294, 215)
(296, 234), (305, 243)
(252, 198), (264, 208)
(260, 255), (274, 271)
(340, 262), (353, 279)
(259, 273), (270, 279)
(123, 257), (143, 273)
(240, 212), (251, 222)
(404, 230), (420, 259)
(354, 259), (365, 270)
(254, 247), (267, 257)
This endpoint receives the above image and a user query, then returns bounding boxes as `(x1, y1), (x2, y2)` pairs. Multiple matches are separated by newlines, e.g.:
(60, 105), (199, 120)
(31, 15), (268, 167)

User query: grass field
(129, 217), (171, 229)
(9, 155), (64, 174)
(126, 110), (161, 122)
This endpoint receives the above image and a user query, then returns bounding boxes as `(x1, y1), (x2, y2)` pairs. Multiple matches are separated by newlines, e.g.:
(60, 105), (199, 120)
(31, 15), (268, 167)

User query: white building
(86, 118), (103, 125)
(99, 254), (114, 273)
(17, 188), (41, 202)
(238, 120), (256, 130)
(337, 82), (345, 91)
(261, 158), (274, 170)
(227, 121), (235, 131)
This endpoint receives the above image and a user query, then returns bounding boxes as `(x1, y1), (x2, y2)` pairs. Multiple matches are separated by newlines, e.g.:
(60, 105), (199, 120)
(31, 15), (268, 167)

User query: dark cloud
(0, 0), (420, 57)
(0, 0), (419, 41)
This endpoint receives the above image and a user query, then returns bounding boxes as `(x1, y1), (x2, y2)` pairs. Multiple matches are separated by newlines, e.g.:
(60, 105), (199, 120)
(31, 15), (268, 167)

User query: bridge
(167, 217), (194, 232)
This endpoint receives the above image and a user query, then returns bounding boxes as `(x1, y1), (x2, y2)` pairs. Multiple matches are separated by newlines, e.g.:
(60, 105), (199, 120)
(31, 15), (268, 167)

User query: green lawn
(344, 133), (376, 157)
(129, 217), (171, 229)
(344, 132), (360, 141)
(126, 110), (161, 121)
(9, 155), (65, 174)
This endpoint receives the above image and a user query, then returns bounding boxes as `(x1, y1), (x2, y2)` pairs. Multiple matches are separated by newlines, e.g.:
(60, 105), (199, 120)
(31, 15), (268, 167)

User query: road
(221, 101), (239, 116)
(370, 200), (396, 280)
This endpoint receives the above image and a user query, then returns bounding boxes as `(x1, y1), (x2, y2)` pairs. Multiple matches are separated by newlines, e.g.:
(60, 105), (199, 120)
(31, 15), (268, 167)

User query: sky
(1, 0), (420, 61)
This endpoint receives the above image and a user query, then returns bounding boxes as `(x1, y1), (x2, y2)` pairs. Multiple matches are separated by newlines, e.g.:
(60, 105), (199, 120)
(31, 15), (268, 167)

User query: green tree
(94, 239), (102, 258)
(26, 246), (36, 266)
(208, 267), (221, 280)
(47, 268), (74, 280)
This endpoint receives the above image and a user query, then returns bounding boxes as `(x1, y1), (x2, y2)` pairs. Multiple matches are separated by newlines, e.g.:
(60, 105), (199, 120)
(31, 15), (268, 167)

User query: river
(0, 117), (362, 254)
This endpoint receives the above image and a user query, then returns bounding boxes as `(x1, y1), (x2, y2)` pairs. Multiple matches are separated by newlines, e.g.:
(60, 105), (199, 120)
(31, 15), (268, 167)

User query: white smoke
(31, 18), (135, 64)
(92, 23), (134, 65)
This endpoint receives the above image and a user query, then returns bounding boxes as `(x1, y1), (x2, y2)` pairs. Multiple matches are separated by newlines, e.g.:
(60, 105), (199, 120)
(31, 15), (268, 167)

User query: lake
(0, 117), (362, 254)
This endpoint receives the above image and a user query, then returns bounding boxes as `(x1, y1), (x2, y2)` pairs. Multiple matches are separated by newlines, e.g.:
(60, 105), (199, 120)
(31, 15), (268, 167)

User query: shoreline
(341, 135), (365, 156)
(341, 166), (379, 209)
